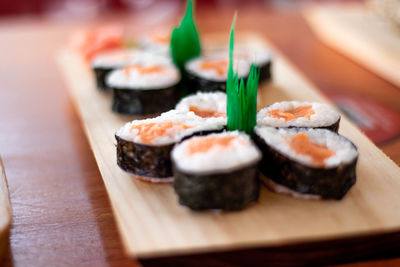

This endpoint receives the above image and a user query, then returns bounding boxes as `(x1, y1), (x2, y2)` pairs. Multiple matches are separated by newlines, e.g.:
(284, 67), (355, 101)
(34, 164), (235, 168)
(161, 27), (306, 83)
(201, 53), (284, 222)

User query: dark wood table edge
(138, 230), (400, 266)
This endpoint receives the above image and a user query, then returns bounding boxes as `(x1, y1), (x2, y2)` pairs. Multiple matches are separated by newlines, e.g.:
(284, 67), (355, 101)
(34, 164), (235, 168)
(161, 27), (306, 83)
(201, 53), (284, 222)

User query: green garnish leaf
(170, 0), (201, 70)
(226, 13), (260, 136)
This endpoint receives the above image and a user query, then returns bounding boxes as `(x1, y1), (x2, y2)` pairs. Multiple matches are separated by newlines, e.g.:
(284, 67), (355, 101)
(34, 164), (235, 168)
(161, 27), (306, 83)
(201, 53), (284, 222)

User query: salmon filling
(288, 133), (335, 167)
(268, 105), (315, 121)
(189, 106), (226, 118)
(130, 122), (192, 144)
(124, 65), (166, 76)
(187, 136), (236, 155)
(199, 60), (228, 76)
(70, 26), (124, 61)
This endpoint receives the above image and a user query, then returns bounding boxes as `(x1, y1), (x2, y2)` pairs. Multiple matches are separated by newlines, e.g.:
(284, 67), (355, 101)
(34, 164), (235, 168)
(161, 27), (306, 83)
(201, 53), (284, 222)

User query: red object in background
(327, 93), (400, 144)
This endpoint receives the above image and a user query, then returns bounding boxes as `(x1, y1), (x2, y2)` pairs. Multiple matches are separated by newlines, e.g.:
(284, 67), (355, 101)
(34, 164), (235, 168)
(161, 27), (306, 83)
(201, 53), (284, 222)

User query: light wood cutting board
(0, 157), (11, 260)
(57, 33), (400, 259)
(304, 4), (400, 88)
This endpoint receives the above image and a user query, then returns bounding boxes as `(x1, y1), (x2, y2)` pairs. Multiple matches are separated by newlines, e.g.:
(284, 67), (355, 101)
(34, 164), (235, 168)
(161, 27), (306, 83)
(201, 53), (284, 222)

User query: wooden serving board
(304, 4), (400, 88)
(57, 33), (400, 259)
(0, 157), (11, 260)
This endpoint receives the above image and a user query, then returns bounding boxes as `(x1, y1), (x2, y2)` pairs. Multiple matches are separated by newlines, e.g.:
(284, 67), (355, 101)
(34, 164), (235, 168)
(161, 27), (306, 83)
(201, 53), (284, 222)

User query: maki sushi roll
(107, 61), (180, 115)
(91, 49), (139, 91)
(91, 49), (171, 91)
(115, 110), (225, 183)
(257, 101), (341, 132)
(140, 30), (170, 55)
(184, 55), (250, 93)
(172, 131), (262, 210)
(235, 47), (272, 83)
(254, 126), (358, 200)
(175, 91), (227, 121)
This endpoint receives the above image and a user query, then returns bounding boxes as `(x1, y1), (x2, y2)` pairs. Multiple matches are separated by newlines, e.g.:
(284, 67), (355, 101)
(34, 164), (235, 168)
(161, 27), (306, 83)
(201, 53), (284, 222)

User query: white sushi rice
(91, 49), (171, 68)
(92, 49), (140, 68)
(235, 47), (272, 66)
(254, 126), (358, 168)
(106, 61), (180, 90)
(206, 47), (271, 67)
(172, 131), (261, 174)
(185, 55), (250, 82)
(175, 91), (227, 121)
(257, 101), (340, 128)
(116, 109), (225, 145)
(140, 31), (170, 55)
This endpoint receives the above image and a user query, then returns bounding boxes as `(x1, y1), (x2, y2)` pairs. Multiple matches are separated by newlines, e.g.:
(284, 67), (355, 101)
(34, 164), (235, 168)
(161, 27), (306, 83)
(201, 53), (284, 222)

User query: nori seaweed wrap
(116, 135), (174, 181)
(257, 101), (341, 132)
(112, 86), (177, 115)
(115, 110), (226, 183)
(106, 62), (180, 115)
(254, 126), (358, 200)
(93, 67), (114, 91)
(172, 131), (261, 210)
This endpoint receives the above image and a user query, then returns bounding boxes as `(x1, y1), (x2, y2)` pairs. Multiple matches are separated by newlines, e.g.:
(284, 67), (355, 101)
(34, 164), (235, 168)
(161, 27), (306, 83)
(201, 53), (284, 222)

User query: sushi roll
(257, 101), (341, 132)
(91, 49), (142, 91)
(254, 126), (358, 200)
(184, 55), (250, 93)
(107, 61), (180, 115)
(172, 131), (261, 210)
(235, 47), (272, 83)
(115, 110), (226, 183)
(140, 30), (170, 55)
(91, 49), (171, 91)
(175, 91), (227, 121)
(205, 47), (272, 83)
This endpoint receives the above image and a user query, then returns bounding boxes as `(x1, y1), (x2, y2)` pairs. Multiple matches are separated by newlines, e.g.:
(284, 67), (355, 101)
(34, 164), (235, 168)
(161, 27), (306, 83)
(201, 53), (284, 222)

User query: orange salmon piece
(288, 133), (335, 167)
(200, 60), (228, 76)
(189, 106), (226, 118)
(130, 122), (192, 144)
(269, 105), (315, 121)
(188, 136), (236, 155)
(124, 65), (166, 76)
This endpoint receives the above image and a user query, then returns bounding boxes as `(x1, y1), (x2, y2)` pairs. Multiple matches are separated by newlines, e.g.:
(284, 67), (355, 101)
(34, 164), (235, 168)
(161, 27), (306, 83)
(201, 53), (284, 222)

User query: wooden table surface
(1, 3), (400, 267)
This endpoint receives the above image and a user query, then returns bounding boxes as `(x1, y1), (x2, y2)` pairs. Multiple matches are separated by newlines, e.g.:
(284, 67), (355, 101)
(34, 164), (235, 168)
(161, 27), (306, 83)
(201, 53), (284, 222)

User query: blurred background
(0, 0), (361, 18)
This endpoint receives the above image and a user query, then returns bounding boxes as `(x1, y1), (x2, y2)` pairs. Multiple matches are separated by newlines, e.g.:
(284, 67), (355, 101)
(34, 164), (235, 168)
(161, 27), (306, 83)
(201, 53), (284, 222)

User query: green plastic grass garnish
(226, 14), (260, 136)
(170, 0), (201, 70)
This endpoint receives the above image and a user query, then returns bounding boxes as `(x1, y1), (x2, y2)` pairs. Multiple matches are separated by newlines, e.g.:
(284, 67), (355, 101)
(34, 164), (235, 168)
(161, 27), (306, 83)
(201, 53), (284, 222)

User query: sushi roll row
(115, 93), (358, 210)
(90, 44), (272, 116)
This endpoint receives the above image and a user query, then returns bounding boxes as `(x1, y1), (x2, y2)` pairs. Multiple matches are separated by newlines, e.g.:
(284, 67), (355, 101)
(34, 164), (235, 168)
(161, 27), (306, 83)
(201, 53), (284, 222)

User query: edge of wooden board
(57, 32), (400, 259)
(0, 157), (11, 261)
(303, 4), (400, 88)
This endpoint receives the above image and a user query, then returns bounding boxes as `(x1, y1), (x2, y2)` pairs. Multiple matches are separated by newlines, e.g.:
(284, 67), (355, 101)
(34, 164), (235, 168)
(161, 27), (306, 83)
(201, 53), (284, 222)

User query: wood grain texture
(57, 33), (400, 259)
(0, 157), (11, 261)
(305, 4), (400, 88)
